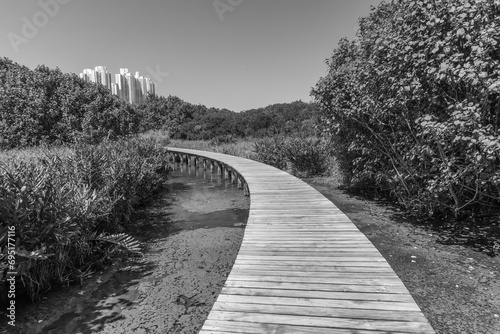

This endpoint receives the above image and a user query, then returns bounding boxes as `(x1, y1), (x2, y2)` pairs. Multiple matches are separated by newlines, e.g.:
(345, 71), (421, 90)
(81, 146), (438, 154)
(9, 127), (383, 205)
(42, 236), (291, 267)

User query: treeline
(140, 96), (320, 141)
(0, 58), (140, 149)
(0, 57), (320, 149)
(313, 0), (500, 217)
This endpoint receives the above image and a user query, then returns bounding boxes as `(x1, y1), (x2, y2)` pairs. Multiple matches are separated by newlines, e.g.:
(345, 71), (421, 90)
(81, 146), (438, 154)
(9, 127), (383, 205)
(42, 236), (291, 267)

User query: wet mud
(6, 163), (249, 334)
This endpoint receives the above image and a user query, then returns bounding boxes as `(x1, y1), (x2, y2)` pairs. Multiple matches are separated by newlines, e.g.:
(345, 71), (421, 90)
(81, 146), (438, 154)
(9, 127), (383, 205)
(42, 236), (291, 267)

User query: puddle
(38, 161), (250, 334)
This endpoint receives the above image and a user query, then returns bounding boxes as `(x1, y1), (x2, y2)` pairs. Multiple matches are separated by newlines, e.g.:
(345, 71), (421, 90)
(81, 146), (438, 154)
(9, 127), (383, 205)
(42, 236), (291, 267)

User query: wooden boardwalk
(167, 148), (435, 334)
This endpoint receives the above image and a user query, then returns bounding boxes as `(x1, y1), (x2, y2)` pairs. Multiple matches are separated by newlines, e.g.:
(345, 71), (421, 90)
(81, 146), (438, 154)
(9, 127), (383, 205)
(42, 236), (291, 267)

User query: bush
(312, 0), (500, 217)
(284, 137), (330, 177)
(253, 137), (330, 176)
(253, 137), (288, 170)
(210, 134), (237, 146)
(0, 58), (141, 149)
(0, 138), (170, 303)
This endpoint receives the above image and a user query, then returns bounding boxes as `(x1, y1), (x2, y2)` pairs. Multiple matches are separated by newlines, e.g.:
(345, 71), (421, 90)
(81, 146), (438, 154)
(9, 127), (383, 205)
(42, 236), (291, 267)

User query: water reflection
(41, 159), (249, 333)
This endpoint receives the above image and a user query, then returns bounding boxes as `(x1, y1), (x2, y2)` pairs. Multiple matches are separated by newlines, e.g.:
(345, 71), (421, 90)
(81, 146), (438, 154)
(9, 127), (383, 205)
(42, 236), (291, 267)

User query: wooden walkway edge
(166, 148), (435, 334)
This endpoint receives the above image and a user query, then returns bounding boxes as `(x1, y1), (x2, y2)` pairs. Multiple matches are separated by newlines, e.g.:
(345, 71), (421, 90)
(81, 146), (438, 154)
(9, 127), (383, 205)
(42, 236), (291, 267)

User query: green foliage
(88, 233), (142, 253)
(210, 135), (237, 146)
(0, 57), (321, 149)
(312, 0), (500, 217)
(0, 58), (141, 149)
(168, 138), (256, 159)
(284, 137), (330, 177)
(240, 101), (322, 138)
(0, 138), (169, 303)
(139, 97), (322, 140)
(253, 137), (330, 176)
(253, 137), (289, 170)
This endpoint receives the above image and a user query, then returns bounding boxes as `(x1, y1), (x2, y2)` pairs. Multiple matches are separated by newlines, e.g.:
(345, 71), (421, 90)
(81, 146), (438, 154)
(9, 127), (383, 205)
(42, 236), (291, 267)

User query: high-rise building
(79, 68), (96, 83)
(80, 66), (156, 104)
(115, 73), (125, 100)
(148, 81), (155, 96)
(125, 73), (137, 104)
(94, 66), (111, 90)
(111, 83), (118, 96)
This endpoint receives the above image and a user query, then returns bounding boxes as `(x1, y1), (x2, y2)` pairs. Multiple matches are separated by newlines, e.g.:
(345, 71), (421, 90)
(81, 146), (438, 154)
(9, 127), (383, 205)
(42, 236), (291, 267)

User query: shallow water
(38, 162), (249, 334)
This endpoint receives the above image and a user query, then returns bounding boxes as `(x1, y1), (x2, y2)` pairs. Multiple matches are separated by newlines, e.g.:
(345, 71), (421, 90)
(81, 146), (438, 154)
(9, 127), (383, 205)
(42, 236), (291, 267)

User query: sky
(0, 0), (383, 112)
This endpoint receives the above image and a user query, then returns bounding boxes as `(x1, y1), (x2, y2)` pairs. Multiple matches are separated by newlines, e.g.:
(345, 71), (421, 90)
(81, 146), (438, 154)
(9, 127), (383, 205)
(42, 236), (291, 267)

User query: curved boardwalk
(167, 148), (435, 334)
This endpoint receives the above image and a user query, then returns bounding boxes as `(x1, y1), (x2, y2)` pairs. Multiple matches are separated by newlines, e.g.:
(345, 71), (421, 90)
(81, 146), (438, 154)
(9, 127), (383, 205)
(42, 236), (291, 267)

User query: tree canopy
(312, 0), (500, 217)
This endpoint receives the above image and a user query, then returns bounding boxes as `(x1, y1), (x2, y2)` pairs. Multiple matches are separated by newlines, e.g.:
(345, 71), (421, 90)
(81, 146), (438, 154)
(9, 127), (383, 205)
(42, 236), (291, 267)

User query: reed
(0, 137), (170, 303)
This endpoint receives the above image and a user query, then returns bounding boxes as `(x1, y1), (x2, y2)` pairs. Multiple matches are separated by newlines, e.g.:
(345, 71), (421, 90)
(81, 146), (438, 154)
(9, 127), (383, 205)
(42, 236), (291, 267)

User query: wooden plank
(213, 294), (422, 312)
(229, 264), (396, 273)
(224, 280), (407, 294)
(227, 269), (399, 279)
(238, 246), (377, 251)
(220, 287), (415, 302)
(235, 255), (387, 261)
(224, 279), (407, 293)
(226, 275), (404, 286)
(242, 240), (373, 248)
(211, 303), (429, 322)
(167, 148), (435, 333)
(237, 251), (381, 257)
(233, 260), (391, 267)
(206, 311), (433, 332)
(201, 320), (404, 334)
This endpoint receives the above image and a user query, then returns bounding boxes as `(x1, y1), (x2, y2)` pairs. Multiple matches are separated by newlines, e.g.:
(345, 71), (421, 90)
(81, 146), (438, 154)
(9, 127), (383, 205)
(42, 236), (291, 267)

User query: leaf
(89, 233), (142, 253)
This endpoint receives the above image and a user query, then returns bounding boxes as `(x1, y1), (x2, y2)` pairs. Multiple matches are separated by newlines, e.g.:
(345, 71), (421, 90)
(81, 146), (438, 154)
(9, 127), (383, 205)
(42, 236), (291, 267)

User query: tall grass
(253, 137), (331, 177)
(168, 138), (256, 160)
(0, 137), (170, 303)
(166, 134), (333, 178)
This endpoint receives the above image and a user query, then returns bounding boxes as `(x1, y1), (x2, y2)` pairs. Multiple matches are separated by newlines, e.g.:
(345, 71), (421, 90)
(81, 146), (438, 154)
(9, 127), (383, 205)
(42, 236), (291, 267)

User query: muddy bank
(306, 178), (500, 334)
(5, 165), (249, 334)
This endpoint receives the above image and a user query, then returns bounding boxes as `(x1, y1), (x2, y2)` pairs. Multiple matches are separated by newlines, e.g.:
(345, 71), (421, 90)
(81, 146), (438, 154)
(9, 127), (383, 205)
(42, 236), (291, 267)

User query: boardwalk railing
(167, 148), (435, 334)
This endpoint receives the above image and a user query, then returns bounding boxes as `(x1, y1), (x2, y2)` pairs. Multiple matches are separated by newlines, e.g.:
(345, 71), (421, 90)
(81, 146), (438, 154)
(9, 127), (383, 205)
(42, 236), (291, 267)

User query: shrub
(284, 137), (330, 177)
(0, 58), (141, 149)
(210, 134), (237, 146)
(253, 137), (331, 176)
(253, 137), (288, 170)
(0, 138), (170, 303)
(312, 0), (500, 217)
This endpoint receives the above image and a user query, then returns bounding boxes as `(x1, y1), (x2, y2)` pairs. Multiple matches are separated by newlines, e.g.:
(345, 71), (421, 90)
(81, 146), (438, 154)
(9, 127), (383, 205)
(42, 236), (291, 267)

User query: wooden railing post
(217, 163), (223, 176)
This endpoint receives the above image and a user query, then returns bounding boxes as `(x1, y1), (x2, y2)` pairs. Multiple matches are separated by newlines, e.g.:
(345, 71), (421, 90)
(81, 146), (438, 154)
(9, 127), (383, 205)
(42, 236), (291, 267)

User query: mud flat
(5, 164), (249, 334)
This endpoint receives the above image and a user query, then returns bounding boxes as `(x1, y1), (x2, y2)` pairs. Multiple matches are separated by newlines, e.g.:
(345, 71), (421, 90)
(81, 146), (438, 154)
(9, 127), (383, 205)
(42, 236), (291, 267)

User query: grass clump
(168, 136), (331, 177)
(168, 138), (256, 160)
(0, 137), (170, 304)
(253, 137), (331, 177)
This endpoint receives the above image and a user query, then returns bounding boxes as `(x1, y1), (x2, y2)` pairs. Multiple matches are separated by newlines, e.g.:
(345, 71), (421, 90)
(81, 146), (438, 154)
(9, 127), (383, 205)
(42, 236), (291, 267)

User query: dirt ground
(3, 171), (249, 334)
(5, 228), (245, 334)
(306, 178), (500, 334)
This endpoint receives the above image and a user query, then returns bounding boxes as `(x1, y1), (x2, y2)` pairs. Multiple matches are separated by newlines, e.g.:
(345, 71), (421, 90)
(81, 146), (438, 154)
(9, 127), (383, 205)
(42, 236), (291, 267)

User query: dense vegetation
(1, 57), (320, 149)
(3, 0), (499, 304)
(0, 57), (322, 304)
(0, 58), (141, 148)
(312, 0), (500, 219)
(253, 137), (331, 177)
(140, 95), (320, 141)
(166, 135), (332, 178)
(0, 138), (170, 303)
